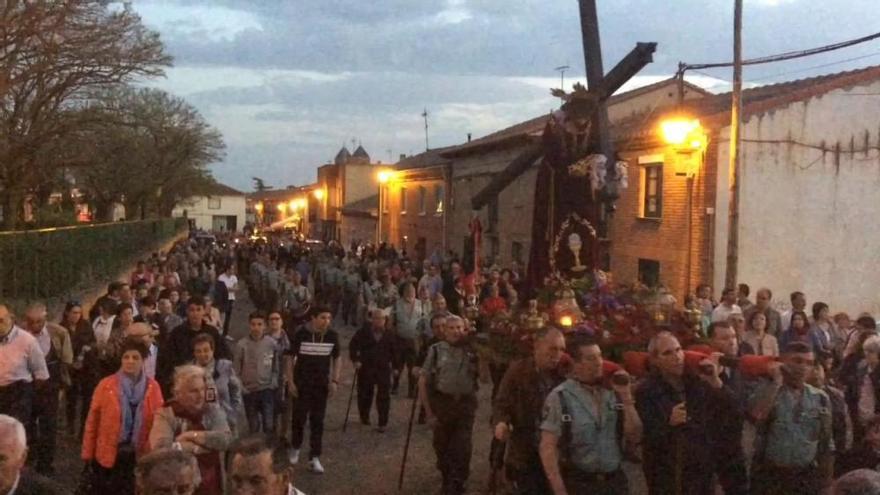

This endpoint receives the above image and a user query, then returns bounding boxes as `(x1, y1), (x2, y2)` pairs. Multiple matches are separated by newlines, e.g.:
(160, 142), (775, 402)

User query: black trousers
(562, 468), (628, 495)
(430, 392), (477, 495)
(357, 369), (391, 426)
(751, 462), (820, 495)
(489, 362), (508, 400)
(341, 292), (358, 326)
(90, 449), (136, 495)
(222, 300), (234, 335)
(393, 337), (418, 397)
(0, 381), (33, 427)
(506, 462), (553, 495)
(30, 387), (59, 474)
(291, 383), (329, 458)
(715, 451), (749, 495)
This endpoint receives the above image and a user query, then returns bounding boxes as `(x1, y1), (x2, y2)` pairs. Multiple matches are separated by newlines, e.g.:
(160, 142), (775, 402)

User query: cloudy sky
(129, 0), (880, 191)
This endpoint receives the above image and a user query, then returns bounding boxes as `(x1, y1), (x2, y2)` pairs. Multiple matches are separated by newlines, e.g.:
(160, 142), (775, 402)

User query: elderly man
(832, 469), (880, 495)
(21, 303), (72, 475)
(350, 309), (400, 431)
(0, 414), (59, 495)
(229, 435), (306, 495)
(492, 327), (566, 494)
(135, 448), (200, 495)
(636, 331), (740, 495)
(0, 305), (49, 426)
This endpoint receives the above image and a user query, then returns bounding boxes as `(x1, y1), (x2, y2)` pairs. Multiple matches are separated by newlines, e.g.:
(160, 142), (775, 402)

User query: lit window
(418, 186), (427, 215)
(400, 187), (407, 214)
(435, 185), (444, 214)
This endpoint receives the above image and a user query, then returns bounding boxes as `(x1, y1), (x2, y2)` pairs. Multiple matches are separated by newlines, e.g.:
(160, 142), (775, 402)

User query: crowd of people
(4, 231), (880, 494)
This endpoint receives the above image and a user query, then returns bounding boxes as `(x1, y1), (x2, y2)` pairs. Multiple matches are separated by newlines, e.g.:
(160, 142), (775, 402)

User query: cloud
(131, 0), (880, 191)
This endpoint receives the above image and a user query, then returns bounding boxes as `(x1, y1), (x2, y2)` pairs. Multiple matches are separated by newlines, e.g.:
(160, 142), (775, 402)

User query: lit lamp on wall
(254, 202), (264, 226)
(660, 117), (706, 178)
(313, 189), (325, 201)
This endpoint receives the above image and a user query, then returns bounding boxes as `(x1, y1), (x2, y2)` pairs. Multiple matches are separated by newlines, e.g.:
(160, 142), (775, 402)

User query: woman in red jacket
(81, 338), (164, 494)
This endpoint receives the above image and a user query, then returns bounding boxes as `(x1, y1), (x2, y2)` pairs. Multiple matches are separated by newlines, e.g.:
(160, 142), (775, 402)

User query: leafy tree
(0, 0), (170, 228)
(73, 87), (225, 221)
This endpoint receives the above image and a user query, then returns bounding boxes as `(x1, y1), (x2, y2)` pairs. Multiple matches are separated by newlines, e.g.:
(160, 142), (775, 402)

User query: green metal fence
(0, 218), (187, 303)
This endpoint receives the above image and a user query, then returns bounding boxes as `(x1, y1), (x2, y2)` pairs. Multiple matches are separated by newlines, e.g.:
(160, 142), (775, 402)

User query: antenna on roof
(422, 108), (429, 151)
(555, 65), (571, 90)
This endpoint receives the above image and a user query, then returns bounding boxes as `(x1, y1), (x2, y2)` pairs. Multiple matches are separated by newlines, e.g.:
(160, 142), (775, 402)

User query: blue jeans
(243, 388), (276, 434)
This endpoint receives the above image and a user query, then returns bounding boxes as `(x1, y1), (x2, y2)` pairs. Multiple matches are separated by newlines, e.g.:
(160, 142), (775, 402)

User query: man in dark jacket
(636, 331), (740, 495)
(350, 309), (400, 431)
(159, 296), (229, 394)
(492, 327), (566, 494)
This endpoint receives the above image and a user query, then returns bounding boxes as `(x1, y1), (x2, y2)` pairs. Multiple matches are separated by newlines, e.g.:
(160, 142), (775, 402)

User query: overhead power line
(680, 29), (880, 73)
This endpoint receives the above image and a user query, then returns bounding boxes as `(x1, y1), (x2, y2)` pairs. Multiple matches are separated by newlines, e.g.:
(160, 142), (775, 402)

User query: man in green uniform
(749, 340), (834, 494)
(419, 314), (486, 495)
(539, 335), (641, 495)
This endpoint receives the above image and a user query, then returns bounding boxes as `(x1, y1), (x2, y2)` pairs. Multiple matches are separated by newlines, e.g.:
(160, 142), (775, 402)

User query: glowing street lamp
(254, 202), (264, 213)
(313, 189), (325, 200)
(660, 118), (702, 147)
(288, 199), (298, 211)
(277, 203), (286, 212)
(377, 170), (393, 184)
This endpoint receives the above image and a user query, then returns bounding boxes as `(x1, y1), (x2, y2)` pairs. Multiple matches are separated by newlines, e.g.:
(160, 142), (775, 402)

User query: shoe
(288, 448), (300, 465)
(308, 457), (325, 474)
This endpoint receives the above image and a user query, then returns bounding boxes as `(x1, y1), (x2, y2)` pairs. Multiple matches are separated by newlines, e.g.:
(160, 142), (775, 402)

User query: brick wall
(383, 172), (446, 262)
(609, 134), (718, 301)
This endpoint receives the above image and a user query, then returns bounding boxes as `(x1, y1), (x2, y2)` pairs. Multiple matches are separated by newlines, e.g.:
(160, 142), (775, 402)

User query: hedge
(0, 218), (187, 303)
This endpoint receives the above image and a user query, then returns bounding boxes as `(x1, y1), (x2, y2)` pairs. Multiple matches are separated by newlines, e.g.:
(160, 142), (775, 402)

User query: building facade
(172, 182), (246, 233)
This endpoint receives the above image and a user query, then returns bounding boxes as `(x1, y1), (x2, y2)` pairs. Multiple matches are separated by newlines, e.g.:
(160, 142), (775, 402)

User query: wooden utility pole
(724, 0), (743, 290)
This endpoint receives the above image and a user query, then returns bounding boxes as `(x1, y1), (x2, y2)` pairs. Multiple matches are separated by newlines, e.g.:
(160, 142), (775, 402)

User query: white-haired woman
(149, 365), (232, 495)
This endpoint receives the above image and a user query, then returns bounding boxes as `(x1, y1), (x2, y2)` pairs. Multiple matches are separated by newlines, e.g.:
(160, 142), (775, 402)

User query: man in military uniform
(749, 341), (834, 494)
(492, 327), (566, 494)
(419, 315), (486, 495)
(539, 335), (641, 495)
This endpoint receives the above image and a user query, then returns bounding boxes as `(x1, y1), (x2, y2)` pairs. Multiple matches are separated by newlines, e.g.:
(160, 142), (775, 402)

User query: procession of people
(3, 230), (880, 494)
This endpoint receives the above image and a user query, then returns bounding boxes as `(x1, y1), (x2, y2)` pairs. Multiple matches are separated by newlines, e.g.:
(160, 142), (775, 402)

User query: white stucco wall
(172, 195), (246, 233)
(713, 79), (880, 315)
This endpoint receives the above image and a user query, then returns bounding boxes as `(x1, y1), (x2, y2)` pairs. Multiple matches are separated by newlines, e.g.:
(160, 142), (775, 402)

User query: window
(638, 259), (661, 287)
(382, 185), (389, 213)
(418, 186), (427, 215)
(435, 185), (444, 214)
(400, 187), (407, 214)
(511, 241), (523, 264)
(641, 163), (663, 218)
(207, 197), (221, 209)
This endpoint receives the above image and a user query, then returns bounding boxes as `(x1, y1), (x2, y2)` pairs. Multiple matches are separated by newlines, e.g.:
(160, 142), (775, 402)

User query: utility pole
(725, 0), (743, 290)
(422, 108), (429, 151)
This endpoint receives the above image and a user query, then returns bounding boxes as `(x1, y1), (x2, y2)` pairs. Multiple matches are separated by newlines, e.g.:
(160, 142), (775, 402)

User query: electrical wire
(747, 51), (880, 82)
(680, 30), (880, 73)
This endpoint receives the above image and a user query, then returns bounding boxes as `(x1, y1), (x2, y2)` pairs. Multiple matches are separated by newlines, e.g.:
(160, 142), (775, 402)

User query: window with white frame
(207, 197), (221, 210)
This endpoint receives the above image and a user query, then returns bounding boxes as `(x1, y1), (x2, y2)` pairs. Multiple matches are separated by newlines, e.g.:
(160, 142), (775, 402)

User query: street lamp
(313, 189), (324, 200)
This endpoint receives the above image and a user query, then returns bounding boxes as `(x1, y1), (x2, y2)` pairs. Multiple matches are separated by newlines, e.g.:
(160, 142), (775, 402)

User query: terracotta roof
(441, 77), (708, 158)
(340, 194), (379, 217)
(395, 146), (454, 170)
(614, 64), (880, 143)
(203, 182), (245, 196)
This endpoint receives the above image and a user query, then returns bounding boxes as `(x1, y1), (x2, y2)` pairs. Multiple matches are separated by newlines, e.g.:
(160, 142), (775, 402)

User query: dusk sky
(129, 0), (880, 191)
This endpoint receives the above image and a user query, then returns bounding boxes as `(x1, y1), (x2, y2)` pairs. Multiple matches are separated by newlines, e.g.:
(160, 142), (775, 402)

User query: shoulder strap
(558, 389), (573, 465)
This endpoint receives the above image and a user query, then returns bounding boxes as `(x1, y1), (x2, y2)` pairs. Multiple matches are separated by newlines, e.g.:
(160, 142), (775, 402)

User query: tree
(73, 87), (225, 222)
(0, 0), (171, 228)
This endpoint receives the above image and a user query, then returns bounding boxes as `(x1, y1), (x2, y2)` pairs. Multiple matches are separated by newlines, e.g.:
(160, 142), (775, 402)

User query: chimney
(467, 133), (472, 142)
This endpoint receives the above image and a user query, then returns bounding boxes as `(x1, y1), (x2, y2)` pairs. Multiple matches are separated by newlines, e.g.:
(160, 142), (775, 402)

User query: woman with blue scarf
(81, 338), (164, 493)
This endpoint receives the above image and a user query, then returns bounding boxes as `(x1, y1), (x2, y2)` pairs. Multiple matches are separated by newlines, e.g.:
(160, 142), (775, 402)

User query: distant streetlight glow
(313, 189), (325, 200)
(377, 170), (394, 184)
(288, 200), (297, 211)
(277, 203), (285, 212)
(254, 202), (264, 212)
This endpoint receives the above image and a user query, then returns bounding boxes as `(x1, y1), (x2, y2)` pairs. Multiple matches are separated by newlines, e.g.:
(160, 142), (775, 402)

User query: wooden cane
(397, 394), (420, 492)
(342, 369), (358, 433)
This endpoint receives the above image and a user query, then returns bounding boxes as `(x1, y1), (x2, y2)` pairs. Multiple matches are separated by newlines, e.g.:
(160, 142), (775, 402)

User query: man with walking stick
(349, 309), (400, 432)
(418, 315), (488, 495)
